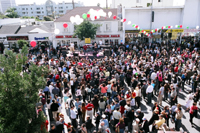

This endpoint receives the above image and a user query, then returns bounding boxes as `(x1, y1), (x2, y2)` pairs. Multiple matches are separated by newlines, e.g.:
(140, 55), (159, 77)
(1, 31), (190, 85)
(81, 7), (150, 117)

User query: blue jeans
(175, 119), (181, 131)
(42, 104), (47, 116)
(120, 129), (124, 133)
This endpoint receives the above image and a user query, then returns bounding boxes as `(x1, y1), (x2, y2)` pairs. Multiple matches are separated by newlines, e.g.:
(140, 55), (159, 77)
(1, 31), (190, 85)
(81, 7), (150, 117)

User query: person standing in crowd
(113, 107), (121, 129)
(50, 99), (59, 121)
(189, 102), (198, 127)
(158, 83), (164, 106)
(70, 106), (77, 129)
(86, 115), (93, 133)
(142, 117), (149, 133)
(146, 81), (154, 104)
(85, 101), (94, 121)
(175, 107), (183, 131)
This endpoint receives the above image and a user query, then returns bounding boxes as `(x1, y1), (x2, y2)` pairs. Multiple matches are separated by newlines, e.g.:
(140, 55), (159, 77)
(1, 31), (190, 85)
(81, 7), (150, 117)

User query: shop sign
(85, 38), (91, 44)
(184, 29), (200, 33)
(125, 30), (140, 33)
(166, 29), (184, 33)
(55, 35), (77, 38)
(34, 37), (49, 40)
(7, 36), (29, 41)
(96, 35), (120, 38)
(139, 30), (150, 33)
(56, 36), (64, 38)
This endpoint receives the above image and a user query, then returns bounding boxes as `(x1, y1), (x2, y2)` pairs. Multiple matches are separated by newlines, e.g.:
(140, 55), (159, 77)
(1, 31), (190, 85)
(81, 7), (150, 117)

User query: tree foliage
(43, 16), (53, 21)
(0, 46), (49, 133)
(17, 40), (28, 49)
(73, 20), (100, 40)
(5, 8), (19, 18)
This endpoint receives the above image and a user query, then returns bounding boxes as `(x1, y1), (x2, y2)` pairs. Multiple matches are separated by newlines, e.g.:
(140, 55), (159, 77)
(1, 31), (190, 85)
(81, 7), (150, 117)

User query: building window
(22, 12), (26, 14)
(59, 7), (63, 9)
(118, 21), (123, 31)
(31, 12), (33, 14)
(41, 8), (43, 9)
(158, 0), (161, 2)
(55, 7), (57, 9)
(31, 8), (32, 10)
(26, 8), (28, 10)
(147, 3), (152, 7)
(105, 23), (111, 31)
(37, 12), (41, 14)
(136, 0), (141, 3)
(42, 11), (44, 13)
(59, 11), (63, 13)
(115, 39), (119, 45)
(36, 8), (40, 10)
(22, 8), (25, 10)
(66, 6), (68, 8)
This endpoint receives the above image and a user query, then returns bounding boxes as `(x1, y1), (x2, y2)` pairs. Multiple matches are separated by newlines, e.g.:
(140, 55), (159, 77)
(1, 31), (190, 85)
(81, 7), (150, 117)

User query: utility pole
(72, 0), (75, 9)
(149, 0), (153, 43)
(106, 0), (108, 9)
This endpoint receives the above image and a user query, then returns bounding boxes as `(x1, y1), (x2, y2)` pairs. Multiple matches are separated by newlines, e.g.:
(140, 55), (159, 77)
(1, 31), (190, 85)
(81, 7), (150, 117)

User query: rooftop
(55, 6), (118, 22)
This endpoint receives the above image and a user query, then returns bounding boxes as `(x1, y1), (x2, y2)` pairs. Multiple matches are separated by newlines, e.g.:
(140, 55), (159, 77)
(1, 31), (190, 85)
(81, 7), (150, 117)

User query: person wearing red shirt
(100, 83), (108, 96)
(189, 102), (198, 127)
(83, 45), (88, 55)
(174, 64), (179, 74)
(86, 72), (91, 82)
(85, 101), (94, 121)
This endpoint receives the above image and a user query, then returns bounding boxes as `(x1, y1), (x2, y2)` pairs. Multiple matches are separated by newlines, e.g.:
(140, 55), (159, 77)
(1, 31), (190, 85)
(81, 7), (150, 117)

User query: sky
(15, 0), (112, 7)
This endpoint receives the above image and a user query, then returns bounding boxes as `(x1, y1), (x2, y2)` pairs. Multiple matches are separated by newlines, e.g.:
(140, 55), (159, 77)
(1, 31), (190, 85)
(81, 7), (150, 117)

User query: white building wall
(111, 0), (185, 8)
(182, 0), (200, 28)
(15, 1), (83, 19)
(0, 0), (16, 13)
(125, 7), (182, 30)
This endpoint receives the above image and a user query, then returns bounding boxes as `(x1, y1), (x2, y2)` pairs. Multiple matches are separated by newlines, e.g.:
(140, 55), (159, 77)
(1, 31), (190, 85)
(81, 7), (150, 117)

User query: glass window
(136, 0), (141, 3)
(158, 0), (161, 2)
(115, 39), (119, 45)
(110, 40), (114, 45)
(105, 23), (111, 31)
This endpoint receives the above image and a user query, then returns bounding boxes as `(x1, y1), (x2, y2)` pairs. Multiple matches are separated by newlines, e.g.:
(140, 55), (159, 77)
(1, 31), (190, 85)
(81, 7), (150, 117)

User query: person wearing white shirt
(151, 72), (157, 81)
(70, 106), (77, 128)
(49, 82), (54, 103)
(146, 82), (154, 104)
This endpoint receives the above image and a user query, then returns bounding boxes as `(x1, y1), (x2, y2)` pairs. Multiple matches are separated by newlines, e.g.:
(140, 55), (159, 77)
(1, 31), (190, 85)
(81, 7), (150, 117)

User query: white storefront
(53, 7), (123, 48)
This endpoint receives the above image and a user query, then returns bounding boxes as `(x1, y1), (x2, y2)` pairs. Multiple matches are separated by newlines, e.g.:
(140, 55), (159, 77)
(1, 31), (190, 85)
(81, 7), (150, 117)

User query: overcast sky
(15, 0), (112, 7)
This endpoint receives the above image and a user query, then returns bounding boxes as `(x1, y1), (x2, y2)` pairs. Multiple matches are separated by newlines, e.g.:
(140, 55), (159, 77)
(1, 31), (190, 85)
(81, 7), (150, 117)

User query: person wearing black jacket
(92, 95), (99, 116)
(95, 112), (101, 131)
(135, 109), (144, 124)
(49, 124), (56, 133)
(55, 119), (64, 133)
(126, 108), (135, 124)
(86, 116), (93, 133)
(50, 100), (59, 120)
(142, 118), (149, 133)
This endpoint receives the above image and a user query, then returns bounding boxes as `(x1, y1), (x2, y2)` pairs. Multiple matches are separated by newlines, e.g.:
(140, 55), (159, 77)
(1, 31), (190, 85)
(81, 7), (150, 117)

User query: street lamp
(149, 0), (154, 43)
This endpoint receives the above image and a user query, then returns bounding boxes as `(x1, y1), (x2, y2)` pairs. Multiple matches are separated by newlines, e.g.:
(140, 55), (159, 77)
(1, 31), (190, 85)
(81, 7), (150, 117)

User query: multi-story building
(111, 0), (185, 8)
(15, 0), (83, 20)
(0, 0), (16, 13)
(53, 6), (123, 48)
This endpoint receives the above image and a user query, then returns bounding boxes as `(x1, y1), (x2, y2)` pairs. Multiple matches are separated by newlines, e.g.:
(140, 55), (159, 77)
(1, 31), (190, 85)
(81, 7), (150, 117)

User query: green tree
(0, 45), (49, 133)
(43, 16), (53, 21)
(17, 40), (28, 49)
(73, 20), (100, 40)
(5, 8), (19, 18)
(0, 12), (8, 19)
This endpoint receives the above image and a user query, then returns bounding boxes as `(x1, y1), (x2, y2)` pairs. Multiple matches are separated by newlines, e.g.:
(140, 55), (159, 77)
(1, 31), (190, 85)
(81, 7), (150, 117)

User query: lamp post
(149, 0), (154, 44)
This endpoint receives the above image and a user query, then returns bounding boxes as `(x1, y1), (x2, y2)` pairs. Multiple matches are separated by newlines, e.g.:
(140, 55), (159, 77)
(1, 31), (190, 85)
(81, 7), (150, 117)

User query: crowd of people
(33, 40), (200, 133)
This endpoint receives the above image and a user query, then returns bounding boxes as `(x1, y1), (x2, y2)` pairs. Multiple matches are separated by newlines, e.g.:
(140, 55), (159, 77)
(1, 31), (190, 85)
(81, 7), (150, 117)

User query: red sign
(96, 35), (120, 38)
(111, 35), (120, 37)
(56, 35), (77, 38)
(7, 36), (29, 41)
(56, 36), (64, 38)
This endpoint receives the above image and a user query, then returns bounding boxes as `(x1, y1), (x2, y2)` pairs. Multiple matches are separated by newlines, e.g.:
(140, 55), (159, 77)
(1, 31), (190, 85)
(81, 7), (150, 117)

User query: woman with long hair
(116, 118), (125, 133)
(81, 102), (86, 123)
